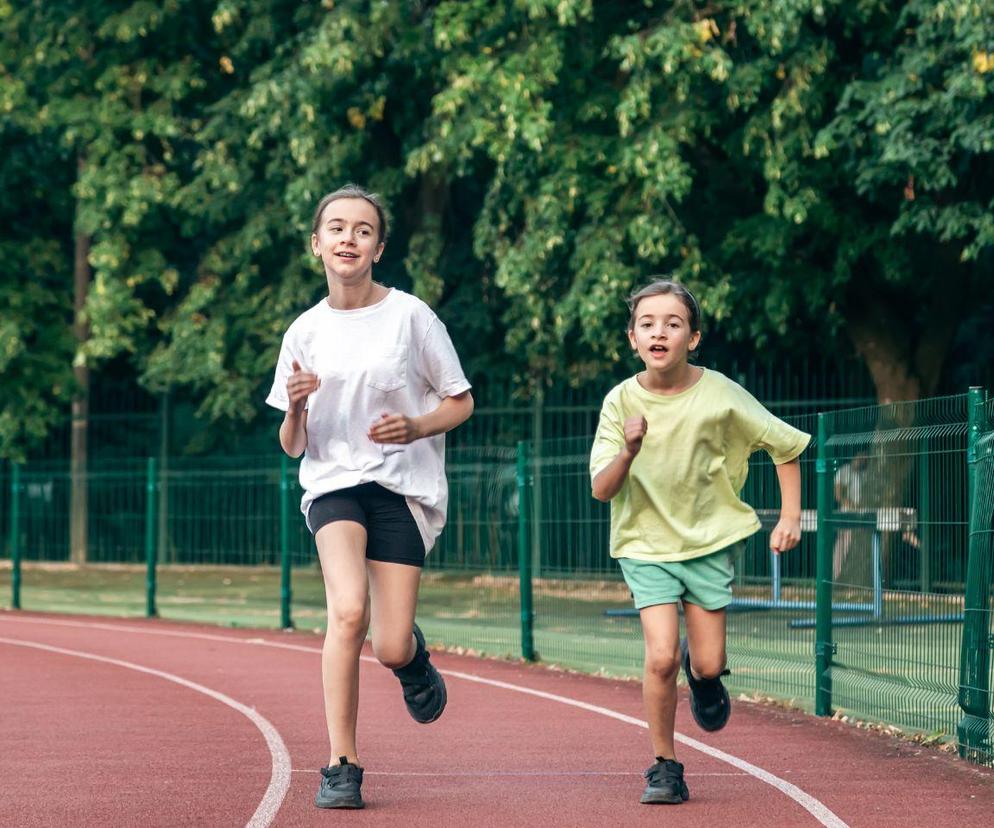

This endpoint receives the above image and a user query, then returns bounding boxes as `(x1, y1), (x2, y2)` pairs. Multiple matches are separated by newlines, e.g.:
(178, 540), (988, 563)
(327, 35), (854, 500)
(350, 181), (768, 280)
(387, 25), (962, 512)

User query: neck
(326, 277), (384, 310)
(640, 362), (701, 394)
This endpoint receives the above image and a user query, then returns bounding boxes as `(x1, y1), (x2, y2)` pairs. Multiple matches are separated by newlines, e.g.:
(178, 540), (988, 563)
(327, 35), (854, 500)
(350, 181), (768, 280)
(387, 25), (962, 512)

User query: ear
(373, 241), (385, 263)
(627, 327), (638, 352)
(310, 233), (320, 258)
(688, 330), (702, 352)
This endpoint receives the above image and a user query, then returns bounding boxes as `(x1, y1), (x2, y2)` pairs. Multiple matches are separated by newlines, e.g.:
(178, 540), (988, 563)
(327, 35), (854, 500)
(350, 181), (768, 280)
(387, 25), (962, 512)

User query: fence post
(279, 454), (293, 630)
(530, 388), (543, 580)
(145, 457), (158, 618)
(815, 412), (834, 716)
(917, 441), (931, 593)
(516, 440), (535, 661)
(10, 464), (21, 610)
(957, 387), (990, 759)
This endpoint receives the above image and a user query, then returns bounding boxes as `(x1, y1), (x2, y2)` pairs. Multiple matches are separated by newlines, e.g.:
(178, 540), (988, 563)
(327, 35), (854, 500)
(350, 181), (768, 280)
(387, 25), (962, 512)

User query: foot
(392, 623), (447, 723)
(681, 637), (731, 732)
(315, 757), (364, 809)
(640, 757), (689, 804)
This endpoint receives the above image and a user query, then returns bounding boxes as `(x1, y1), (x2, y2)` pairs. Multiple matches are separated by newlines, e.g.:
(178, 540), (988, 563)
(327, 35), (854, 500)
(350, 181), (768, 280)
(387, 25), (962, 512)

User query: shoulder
(390, 289), (438, 322)
(387, 289), (443, 339)
(702, 369), (760, 404)
(282, 300), (325, 340)
(601, 377), (636, 411)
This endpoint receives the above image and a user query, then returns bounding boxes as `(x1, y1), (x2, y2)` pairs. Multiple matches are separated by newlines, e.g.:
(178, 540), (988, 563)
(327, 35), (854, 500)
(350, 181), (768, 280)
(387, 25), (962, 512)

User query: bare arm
(279, 359), (319, 458)
(368, 390), (474, 444)
(279, 409), (308, 458)
(770, 457), (802, 553)
(591, 415), (648, 502)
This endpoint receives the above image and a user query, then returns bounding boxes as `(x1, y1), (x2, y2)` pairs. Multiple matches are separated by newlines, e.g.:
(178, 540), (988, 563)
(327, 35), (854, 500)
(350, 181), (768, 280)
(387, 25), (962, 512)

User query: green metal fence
(2, 390), (992, 765)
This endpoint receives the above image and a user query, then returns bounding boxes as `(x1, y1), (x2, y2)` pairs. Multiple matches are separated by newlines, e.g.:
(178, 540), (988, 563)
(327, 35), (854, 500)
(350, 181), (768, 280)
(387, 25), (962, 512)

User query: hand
(770, 516), (801, 554)
(368, 412), (422, 445)
(287, 359), (320, 414)
(623, 415), (648, 458)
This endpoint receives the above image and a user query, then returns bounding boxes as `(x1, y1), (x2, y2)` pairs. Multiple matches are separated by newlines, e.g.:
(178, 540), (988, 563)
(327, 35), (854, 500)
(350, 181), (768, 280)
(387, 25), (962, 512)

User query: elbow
(461, 391), (475, 420)
(591, 482), (610, 503)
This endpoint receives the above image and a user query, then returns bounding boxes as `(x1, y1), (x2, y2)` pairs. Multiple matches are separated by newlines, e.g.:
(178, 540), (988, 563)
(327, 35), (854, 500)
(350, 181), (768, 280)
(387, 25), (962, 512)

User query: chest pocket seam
(367, 349), (408, 393)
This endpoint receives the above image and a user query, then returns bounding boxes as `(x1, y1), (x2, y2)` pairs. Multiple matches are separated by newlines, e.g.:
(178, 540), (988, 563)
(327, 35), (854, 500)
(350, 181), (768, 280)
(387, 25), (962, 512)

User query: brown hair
(310, 183), (390, 244)
(626, 279), (701, 332)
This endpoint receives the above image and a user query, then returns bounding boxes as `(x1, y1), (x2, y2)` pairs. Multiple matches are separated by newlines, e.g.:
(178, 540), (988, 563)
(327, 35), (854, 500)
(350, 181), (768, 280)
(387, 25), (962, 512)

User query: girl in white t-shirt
(266, 184), (473, 810)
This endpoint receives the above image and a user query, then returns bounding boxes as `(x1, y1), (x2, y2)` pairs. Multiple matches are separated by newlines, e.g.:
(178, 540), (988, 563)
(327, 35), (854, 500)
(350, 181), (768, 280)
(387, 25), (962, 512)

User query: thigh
(682, 602), (727, 672)
(367, 559), (422, 641)
(315, 520), (370, 617)
(638, 602), (681, 659)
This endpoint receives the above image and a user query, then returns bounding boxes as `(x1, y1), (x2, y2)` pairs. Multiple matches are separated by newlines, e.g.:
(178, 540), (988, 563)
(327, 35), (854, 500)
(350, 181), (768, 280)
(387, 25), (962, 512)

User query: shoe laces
(644, 758), (683, 786)
(322, 758), (363, 786)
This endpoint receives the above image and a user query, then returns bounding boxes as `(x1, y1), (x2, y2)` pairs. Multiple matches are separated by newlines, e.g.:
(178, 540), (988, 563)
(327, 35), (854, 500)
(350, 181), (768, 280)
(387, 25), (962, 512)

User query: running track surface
(2, 612), (993, 828)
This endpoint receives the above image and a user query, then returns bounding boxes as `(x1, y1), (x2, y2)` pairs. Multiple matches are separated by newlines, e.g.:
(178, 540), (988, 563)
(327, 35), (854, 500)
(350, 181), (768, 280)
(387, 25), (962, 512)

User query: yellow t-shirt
(589, 369), (811, 562)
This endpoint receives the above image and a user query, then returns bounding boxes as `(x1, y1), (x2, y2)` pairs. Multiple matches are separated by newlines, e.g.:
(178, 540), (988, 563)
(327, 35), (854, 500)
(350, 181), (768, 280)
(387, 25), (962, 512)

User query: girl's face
(627, 292), (701, 372)
(310, 197), (385, 285)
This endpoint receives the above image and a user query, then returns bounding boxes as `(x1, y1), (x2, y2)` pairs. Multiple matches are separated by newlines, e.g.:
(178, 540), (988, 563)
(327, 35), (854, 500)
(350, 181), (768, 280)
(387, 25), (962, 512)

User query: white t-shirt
(265, 288), (471, 551)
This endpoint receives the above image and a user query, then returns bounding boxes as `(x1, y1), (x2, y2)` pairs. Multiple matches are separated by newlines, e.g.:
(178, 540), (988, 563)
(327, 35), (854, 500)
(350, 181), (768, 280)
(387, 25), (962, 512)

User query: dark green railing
(2, 389), (991, 765)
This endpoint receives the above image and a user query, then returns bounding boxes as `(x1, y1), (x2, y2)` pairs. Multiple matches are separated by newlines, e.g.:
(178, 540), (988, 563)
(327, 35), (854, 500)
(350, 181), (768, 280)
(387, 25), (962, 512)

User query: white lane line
(0, 636), (290, 828)
(291, 769), (748, 777)
(1, 615), (846, 826)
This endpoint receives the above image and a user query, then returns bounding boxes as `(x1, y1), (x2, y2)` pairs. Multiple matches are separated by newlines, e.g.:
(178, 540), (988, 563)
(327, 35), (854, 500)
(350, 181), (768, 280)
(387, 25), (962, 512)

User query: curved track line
(0, 635), (291, 828)
(1, 616), (846, 826)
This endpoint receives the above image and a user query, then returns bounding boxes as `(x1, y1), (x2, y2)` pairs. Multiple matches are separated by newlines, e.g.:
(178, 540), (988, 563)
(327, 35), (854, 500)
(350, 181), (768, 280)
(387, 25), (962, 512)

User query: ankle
(329, 754), (360, 767)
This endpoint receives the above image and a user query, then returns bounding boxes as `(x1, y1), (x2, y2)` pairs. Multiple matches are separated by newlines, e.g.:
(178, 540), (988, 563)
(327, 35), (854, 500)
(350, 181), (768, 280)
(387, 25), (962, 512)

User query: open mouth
(649, 344), (669, 355)
(335, 251), (359, 259)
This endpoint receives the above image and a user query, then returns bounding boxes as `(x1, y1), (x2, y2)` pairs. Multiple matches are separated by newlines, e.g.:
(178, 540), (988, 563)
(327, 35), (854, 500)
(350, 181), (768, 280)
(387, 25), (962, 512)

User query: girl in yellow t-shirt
(590, 279), (810, 805)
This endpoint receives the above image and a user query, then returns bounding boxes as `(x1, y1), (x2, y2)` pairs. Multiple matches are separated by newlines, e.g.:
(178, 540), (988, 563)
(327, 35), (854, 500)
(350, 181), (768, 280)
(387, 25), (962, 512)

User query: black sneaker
(315, 757), (364, 809)
(391, 623), (447, 723)
(681, 637), (731, 732)
(640, 757), (689, 804)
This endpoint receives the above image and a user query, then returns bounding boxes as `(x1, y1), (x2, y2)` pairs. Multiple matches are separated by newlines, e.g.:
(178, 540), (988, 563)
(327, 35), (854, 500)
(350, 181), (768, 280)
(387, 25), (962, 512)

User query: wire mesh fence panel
(823, 395), (971, 741)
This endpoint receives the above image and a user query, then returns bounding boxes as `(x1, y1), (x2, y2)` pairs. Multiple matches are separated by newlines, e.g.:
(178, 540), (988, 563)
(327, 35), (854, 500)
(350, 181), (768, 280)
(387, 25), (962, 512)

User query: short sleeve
(729, 382), (810, 464)
(419, 317), (471, 398)
(265, 325), (304, 412)
(590, 391), (625, 478)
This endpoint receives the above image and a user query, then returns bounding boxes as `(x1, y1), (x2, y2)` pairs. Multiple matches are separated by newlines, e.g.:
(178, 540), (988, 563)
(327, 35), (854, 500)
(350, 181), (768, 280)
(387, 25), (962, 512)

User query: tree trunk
(844, 268), (961, 404)
(70, 156), (91, 565)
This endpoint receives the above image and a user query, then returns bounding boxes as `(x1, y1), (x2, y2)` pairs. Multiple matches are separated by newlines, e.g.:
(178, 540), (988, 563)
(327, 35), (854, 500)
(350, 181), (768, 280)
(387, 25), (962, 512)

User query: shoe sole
(315, 798), (364, 810)
(640, 788), (689, 804)
(681, 638), (730, 732)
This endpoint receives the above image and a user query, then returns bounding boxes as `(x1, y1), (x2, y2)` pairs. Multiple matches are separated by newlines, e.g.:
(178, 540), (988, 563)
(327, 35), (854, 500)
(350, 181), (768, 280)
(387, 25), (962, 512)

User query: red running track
(2, 611), (992, 827)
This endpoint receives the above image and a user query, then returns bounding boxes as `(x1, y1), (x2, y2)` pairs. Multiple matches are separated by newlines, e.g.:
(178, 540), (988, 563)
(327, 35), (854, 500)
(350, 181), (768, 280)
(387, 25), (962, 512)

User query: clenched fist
(287, 359), (320, 414)
(623, 415), (648, 458)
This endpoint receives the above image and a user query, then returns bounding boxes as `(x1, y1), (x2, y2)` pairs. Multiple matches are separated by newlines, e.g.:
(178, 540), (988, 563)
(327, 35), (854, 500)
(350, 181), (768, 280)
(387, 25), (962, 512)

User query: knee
(645, 648), (681, 681)
(690, 653), (726, 680)
(372, 635), (415, 671)
(328, 603), (368, 642)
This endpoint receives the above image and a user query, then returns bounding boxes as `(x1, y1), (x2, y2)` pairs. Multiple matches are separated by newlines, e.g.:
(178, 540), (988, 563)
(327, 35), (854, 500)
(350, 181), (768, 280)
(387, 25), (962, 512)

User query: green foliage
(2, 1), (992, 458)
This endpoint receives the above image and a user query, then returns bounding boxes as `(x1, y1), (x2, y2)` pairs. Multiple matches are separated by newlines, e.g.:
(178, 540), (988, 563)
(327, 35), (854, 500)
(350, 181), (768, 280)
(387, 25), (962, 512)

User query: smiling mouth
(335, 251), (359, 259)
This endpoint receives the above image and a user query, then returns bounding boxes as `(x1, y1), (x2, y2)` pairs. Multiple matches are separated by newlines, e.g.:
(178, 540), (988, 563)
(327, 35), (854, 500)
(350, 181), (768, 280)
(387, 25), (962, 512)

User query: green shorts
(618, 545), (739, 611)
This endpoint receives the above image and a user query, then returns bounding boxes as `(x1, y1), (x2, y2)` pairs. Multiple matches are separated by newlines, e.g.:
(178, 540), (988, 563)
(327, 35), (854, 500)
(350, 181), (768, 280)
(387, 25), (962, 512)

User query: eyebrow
(638, 312), (686, 322)
(325, 218), (375, 228)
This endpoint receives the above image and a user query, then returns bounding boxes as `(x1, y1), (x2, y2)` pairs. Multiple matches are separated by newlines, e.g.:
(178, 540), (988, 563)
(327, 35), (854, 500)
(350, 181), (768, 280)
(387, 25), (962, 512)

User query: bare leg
(638, 603), (681, 759)
(315, 521), (369, 766)
(682, 602), (727, 680)
(367, 559), (422, 669)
